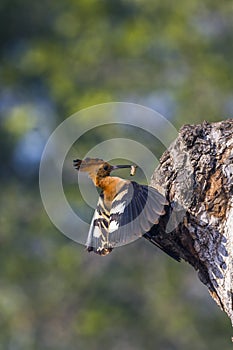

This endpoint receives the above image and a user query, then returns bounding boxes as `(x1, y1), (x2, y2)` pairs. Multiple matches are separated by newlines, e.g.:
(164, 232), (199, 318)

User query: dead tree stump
(149, 119), (233, 327)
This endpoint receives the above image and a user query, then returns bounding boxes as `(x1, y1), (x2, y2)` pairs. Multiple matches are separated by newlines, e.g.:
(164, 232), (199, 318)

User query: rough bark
(149, 119), (233, 328)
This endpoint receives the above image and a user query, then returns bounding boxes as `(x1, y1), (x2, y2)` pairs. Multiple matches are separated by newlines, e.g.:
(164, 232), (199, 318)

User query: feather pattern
(86, 181), (168, 255)
(74, 157), (179, 261)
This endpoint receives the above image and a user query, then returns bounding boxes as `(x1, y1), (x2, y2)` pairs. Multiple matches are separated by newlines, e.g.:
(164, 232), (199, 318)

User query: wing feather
(108, 181), (167, 247)
(85, 192), (112, 255)
(86, 181), (168, 256)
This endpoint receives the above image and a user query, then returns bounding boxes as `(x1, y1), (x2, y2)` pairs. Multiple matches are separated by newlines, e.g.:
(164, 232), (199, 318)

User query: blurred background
(0, 0), (233, 349)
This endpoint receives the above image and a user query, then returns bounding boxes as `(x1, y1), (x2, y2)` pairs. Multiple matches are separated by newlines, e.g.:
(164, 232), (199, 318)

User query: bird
(73, 157), (180, 261)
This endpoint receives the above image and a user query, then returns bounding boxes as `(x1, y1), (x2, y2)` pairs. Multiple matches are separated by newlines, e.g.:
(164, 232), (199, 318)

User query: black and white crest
(86, 181), (168, 255)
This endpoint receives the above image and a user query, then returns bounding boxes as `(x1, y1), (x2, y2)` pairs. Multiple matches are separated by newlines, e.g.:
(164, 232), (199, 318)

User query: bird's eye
(103, 165), (108, 171)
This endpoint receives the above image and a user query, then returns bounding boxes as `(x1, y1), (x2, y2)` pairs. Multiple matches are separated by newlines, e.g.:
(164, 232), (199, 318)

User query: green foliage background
(0, 0), (233, 349)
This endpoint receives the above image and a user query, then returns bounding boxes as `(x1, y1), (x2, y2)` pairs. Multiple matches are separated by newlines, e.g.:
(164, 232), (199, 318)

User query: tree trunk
(149, 119), (233, 328)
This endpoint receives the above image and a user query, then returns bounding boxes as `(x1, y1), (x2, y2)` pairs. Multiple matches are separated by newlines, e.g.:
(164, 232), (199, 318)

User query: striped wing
(86, 181), (168, 255)
(85, 192), (112, 256)
(108, 181), (168, 247)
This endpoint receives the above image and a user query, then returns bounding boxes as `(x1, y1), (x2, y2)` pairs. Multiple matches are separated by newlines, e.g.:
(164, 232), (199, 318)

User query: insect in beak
(130, 165), (137, 176)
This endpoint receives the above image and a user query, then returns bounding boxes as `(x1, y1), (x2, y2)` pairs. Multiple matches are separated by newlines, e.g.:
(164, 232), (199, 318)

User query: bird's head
(73, 157), (133, 180)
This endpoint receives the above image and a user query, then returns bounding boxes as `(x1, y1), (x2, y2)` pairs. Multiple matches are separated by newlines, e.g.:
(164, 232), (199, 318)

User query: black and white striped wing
(108, 181), (168, 247)
(86, 182), (168, 255)
(85, 192), (112, 255)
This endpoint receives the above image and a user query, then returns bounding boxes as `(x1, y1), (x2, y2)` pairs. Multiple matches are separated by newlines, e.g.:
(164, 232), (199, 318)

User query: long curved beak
(112, 165), (132, 171)
(112, 164), (138, 176)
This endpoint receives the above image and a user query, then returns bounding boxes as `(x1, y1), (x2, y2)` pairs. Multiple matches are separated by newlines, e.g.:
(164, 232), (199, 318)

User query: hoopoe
(73, 157), (180, 261)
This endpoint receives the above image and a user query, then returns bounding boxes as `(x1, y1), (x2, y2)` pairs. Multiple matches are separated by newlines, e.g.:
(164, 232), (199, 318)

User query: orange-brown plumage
(97, 177), (126, 202)
(73, 157), (129, 199)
